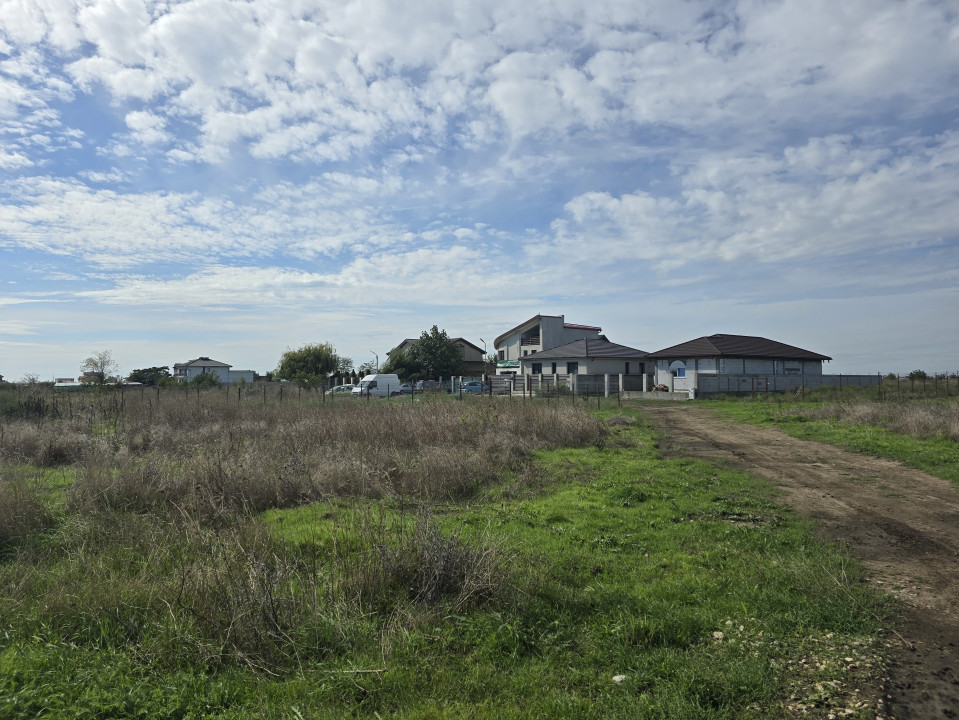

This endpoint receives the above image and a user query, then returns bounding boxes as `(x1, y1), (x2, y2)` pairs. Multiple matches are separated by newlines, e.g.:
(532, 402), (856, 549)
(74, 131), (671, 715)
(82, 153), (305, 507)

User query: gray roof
(390, 337), (485, 355)
(176, 356), (232, 368)
(647, 334), (831, 361)
(520, 338), (647, 361)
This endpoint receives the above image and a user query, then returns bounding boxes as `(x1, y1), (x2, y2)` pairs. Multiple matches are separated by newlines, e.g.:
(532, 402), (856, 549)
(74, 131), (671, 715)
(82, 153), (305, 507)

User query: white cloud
(547, 130), (959, 271)
(1, 0), (958, 377)
(0, 147), (33, 169)
(125, 109), (169, 145)
(0, 172), (410, 267)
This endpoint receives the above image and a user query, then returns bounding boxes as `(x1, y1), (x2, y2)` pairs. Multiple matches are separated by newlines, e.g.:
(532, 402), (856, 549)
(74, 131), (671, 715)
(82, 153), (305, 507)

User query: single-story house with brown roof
(646, 334), (832, 392)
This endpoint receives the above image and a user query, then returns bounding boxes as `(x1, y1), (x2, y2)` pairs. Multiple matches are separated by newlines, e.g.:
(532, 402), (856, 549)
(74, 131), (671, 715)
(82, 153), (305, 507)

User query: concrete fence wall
(697, 373), (881, 395)
(489, 373), (657, 396)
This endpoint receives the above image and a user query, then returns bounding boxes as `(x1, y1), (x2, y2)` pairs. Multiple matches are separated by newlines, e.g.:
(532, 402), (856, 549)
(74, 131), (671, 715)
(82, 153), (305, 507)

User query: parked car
(461, 381), (489, 394)
(326, 383), (354, 395)
(414, 380), (444, 393)
(390, 383), (414, 397)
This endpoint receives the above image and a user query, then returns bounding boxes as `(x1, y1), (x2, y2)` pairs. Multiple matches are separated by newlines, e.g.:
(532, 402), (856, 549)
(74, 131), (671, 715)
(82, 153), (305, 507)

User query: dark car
(461, 381), (489, 394)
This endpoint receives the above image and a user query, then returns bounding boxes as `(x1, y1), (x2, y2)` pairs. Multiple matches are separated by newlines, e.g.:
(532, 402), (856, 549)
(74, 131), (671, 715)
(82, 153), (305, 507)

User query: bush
(336, 507), (507, 613)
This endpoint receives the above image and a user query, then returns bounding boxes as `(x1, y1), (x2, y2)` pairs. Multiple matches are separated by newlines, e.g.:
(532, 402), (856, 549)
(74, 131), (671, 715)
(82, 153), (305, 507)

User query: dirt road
(637, 404), (959, 720)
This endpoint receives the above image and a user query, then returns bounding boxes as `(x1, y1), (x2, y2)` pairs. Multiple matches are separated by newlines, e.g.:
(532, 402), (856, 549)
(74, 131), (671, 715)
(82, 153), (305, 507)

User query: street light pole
(371, 351), (378, 373)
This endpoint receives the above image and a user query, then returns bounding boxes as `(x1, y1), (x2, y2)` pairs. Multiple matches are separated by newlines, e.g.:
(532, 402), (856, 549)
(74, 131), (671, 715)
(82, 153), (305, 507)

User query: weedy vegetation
(703, 388), (959, 485)
(0, 385), (896, 718)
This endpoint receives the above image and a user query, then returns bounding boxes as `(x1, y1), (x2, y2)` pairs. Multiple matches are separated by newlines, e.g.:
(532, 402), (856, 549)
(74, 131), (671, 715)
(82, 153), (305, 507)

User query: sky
(2, 0), (958, 381)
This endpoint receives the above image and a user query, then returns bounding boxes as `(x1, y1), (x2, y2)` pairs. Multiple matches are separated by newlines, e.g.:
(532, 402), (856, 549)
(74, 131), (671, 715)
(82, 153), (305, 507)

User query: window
(669, 360), (686, 378)
(523, 350), (528, 356)
(566, 362), (579, 374)
(531, 363), (542, 375)
(498, 350), (505, 361)
(673, 367), (686, 378)
(551, 362), (557, 374)
(625, 362), (630, 375)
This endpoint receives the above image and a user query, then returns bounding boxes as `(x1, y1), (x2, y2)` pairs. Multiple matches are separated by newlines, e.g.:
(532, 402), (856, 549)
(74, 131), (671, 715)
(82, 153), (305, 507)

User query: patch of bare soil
(637, 404), (959, 720)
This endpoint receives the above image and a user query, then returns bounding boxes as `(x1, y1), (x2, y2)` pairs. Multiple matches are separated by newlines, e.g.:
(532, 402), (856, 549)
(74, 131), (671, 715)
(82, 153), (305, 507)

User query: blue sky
(2, 0), (958, 381)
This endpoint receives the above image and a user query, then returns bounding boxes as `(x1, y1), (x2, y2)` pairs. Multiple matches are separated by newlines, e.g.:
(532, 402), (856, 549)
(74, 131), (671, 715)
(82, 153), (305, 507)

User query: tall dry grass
(1, 502), (512, 673)
(0, 389), (598, 673)
(797, 398), (959, 441)
(0, 470), (56, 552)
(2, 390), (605, 522)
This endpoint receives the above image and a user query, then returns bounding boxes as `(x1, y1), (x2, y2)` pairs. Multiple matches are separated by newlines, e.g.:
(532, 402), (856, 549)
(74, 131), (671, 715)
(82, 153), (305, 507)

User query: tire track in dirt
(637, 404), (959, 720)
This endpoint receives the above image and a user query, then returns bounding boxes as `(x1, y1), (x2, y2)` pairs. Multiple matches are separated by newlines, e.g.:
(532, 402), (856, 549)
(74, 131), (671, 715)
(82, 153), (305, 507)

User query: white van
(351, 374), (403, 398)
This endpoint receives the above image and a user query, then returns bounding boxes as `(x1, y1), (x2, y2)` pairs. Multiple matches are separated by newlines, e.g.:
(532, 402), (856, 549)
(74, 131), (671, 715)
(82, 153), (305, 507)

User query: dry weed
(20, 391), (606, 522)
(799, 399), (959, 441)
(0, 471), (56, 550)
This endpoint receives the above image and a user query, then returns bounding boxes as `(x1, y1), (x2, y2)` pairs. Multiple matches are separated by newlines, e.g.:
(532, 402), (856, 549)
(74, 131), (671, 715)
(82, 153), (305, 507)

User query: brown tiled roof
(521, 338), (647, 361)
(647, 334), (831, 361)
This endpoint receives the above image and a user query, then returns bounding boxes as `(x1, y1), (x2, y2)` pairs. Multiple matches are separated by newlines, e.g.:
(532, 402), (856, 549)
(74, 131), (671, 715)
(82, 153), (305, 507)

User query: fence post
(604, 374), (610, 398)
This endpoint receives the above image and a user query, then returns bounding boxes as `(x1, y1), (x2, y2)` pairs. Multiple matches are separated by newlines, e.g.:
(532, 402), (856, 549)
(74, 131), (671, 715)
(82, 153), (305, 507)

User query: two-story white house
(493, 314), (603, 374)
(173, 357), (255, 384)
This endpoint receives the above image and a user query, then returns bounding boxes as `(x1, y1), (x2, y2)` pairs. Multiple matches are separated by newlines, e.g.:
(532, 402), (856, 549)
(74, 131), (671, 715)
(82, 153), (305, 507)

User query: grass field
(0, 387), (894, 718)
(701, 392), (959, 485)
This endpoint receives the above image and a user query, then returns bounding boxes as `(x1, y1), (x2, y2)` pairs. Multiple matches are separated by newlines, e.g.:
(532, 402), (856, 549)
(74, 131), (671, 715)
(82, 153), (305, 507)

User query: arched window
(669, 360), (686, 378)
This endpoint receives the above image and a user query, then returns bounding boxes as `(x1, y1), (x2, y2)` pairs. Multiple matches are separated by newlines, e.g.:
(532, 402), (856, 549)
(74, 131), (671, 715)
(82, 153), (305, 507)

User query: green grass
(0, 406), (893, 718)
(702, 398), (959, 485)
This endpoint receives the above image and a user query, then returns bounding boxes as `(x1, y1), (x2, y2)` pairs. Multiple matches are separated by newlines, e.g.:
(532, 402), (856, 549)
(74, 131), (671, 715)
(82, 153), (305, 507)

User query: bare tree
(80, 350), (119, 386)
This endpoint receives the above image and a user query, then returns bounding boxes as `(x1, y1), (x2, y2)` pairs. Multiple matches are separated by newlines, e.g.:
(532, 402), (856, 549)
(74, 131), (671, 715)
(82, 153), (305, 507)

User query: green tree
(355, 361), (377, 377)
(126, 366), (172, 386)
(409, 326), (464, 380)
(190, 371), (222, 388)
(80, 350), (118, 386)
(907, 369), (928, 381)
(381, 348), (424, 381)
(275, 343), (348, 388)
